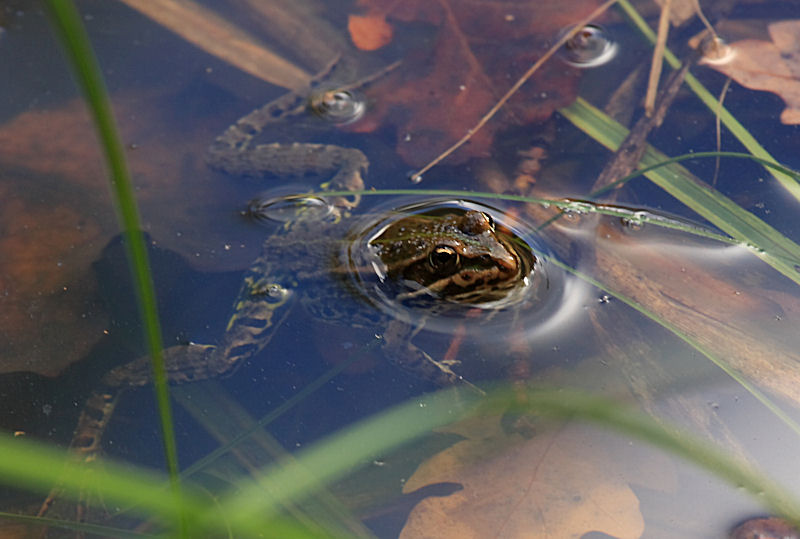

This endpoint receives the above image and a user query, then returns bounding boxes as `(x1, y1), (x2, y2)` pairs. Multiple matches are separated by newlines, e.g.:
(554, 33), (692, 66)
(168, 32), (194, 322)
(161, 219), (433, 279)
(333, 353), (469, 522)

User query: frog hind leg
(37, 272), (294, 519)
(206, 88), (368, 211)
(35, 344), (216, 520)
(36, 389), (118, 520)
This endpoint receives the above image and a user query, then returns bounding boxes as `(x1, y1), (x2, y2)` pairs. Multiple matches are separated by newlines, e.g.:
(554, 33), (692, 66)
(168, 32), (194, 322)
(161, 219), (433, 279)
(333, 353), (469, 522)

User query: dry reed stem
(644, 0), (672, 117)
(117, 0), (312, 90)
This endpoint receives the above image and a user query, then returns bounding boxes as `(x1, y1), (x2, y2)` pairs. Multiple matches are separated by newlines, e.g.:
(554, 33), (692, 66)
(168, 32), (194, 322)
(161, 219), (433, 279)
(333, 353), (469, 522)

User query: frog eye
(428, 245), (460, 273)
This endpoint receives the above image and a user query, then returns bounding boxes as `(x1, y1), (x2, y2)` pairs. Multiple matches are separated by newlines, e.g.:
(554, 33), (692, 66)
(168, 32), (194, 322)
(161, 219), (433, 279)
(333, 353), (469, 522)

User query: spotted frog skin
(41, 83), (536, 503)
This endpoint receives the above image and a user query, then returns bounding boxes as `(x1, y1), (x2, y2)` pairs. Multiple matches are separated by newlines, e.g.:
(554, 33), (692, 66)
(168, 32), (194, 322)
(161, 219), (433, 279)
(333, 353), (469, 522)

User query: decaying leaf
(399, 415), (648, 539)
(700, 19), (800, 124)
(348, 0), (603, 166)
(0, 185), (108, 376)
(348, 13), (394, 51)
(0, 94), (250, 375)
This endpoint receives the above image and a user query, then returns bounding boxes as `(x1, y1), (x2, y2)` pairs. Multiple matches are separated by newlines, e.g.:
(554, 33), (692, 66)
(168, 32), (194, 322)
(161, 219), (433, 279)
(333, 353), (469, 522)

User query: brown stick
(592, 51), (698, 192)
(644, 0), (672, 116)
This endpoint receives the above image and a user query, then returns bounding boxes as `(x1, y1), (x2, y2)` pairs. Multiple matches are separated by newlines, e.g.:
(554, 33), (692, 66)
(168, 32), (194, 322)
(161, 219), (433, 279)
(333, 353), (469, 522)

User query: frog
(37, 75), (538, 520)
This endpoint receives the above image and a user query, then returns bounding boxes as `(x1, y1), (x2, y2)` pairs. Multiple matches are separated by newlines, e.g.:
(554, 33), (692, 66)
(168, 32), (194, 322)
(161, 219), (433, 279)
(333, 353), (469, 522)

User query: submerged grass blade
(205, 387), (800, 531)
(213, 388), (482, 533)
(615, 0), (800, 200)
(546, 255), (800, 441)
(561, 97), (800, 286)
(41, 0), (182, 530)
(485, 388), (800, 526)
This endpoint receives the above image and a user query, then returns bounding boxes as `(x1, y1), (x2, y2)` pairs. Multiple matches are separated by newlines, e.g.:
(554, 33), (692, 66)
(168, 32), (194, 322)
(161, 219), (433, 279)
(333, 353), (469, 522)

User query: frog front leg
(104, 268), (294, 390)
(382, 319), (485, 395)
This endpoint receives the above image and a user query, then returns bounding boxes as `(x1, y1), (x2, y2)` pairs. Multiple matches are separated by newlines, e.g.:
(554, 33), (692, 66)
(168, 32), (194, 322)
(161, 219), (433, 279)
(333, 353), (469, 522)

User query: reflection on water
(2, 0), (800, 537)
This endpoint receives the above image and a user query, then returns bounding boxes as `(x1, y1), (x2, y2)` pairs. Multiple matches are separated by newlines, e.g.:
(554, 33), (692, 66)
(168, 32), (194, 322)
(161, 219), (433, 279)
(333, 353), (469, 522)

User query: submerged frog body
(39, 79), (537, 518)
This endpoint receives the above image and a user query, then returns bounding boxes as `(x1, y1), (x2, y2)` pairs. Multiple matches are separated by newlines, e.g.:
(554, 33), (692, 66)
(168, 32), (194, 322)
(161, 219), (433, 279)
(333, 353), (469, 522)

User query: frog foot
(36, 390), (119, 523)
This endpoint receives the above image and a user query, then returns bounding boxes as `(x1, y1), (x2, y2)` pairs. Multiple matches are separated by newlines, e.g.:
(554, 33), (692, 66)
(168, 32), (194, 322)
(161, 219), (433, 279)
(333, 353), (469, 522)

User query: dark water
(2, 0), (800, 537)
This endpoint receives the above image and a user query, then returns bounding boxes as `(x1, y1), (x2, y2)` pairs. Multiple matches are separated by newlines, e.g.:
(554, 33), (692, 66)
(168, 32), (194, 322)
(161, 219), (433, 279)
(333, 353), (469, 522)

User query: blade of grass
(207, 387), (800, 530)
(0, 435), (203, 523)
(560, 97), (800, 286)
(485, 388), (800, 527)
(212, 388), (482, 532)
(0, 434), (331, 537)
(615, 0), (800, 201)
(41, 0), (182, 532)
(545, 255), (800, 442)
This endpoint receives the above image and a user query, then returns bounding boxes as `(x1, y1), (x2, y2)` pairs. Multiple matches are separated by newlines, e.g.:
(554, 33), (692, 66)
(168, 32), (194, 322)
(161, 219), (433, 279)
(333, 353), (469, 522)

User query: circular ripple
(559, 24), (618, 68)
(345, 199), (567, 335)
(308, 89), (366, 125)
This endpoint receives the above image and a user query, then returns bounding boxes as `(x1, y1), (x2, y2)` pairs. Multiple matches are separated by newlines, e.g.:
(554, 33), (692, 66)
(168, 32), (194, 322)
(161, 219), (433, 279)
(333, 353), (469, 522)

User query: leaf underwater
(346, 0), (605, 166)
(700, 19), (800, 125)
(399, 415), (649, 539)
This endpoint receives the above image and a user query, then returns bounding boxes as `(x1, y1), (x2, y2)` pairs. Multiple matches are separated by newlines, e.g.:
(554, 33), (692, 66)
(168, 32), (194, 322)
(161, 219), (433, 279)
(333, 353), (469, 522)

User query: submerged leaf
(400, 416), (646, 539)
(348, 0), (604, 166)
(348, 13), (393, 51)
(700, 20), (800, 125)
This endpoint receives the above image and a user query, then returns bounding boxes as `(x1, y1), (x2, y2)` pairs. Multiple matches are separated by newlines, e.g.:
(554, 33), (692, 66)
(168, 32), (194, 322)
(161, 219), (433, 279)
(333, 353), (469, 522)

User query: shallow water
(2, 0), (800, 537)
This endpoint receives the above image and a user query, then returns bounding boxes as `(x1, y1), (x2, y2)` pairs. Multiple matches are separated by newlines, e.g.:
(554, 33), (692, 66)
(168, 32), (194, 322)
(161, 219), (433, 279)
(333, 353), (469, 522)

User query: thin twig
(691, 0), (721, 43)
(593, 49), (700, 192)
(644, 0), (671, 117)
(410, 0), (620, 182)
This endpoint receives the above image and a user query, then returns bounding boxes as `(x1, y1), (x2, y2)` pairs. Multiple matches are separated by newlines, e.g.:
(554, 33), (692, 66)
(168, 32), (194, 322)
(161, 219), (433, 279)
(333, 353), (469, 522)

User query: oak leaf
(701, 20), (800, 124)
(399, 415), (646, 539)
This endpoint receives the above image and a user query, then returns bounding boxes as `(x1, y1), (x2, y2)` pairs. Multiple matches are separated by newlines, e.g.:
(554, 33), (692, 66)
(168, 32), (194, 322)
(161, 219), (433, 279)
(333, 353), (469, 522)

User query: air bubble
(620, 216), (644, 231)
(562, 200), (594, 214)
(408, 172), (423, 184)
(560, 24), (618, 68)
(308, 89), (366, 124)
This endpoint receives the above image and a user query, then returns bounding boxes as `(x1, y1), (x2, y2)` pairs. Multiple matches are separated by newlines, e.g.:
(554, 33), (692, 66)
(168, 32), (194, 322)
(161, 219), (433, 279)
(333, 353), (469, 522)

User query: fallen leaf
(700, 20), (800, 124)
(0, 93), (253, 375)
(348, 0), (603, 166)
(653, 0), (697, 27)
(348, 13), (394, 51)
(400, 415), (646, 539)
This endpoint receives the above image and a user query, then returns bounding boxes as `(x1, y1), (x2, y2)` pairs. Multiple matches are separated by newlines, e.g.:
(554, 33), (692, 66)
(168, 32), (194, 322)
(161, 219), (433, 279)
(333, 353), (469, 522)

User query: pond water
(2, 0), (800, 537)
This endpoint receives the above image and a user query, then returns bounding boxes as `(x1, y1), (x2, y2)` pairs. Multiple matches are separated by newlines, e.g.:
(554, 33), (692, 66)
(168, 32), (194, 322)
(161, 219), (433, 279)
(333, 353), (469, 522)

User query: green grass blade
(547, 256), (800, 440)
(615, 0), (800, 200)
(205, 387), (800, 531)
(41, 0), (182, 531)
(485, 388), (800, 526)
(213, 388), (482, 532)
(0, 435), (202, 523)
(560, 97), (800, 285)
